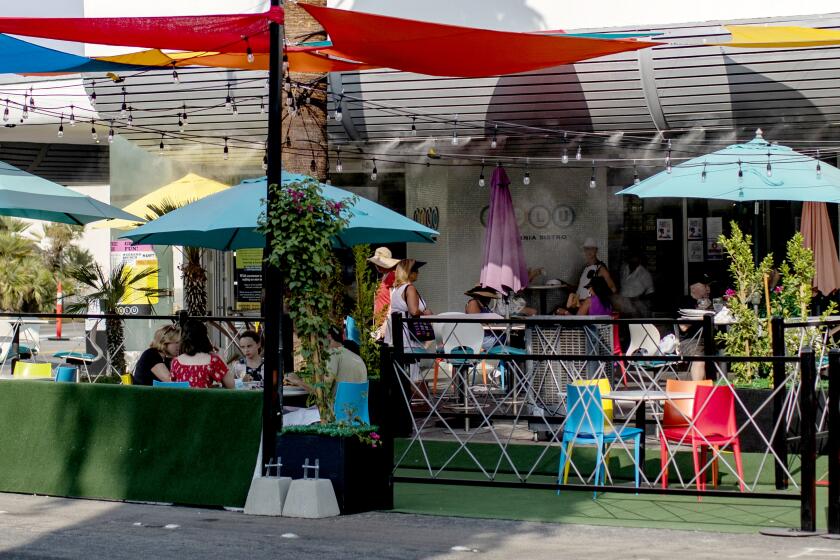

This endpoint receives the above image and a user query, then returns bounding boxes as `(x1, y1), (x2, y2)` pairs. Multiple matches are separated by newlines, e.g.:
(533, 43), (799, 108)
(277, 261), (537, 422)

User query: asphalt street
(2, 493), (840, 559)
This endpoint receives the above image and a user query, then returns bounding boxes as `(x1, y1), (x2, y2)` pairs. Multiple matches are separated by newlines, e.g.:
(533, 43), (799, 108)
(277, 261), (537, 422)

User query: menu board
(110, 240), (159, 315)
(234, 248), (263, 312)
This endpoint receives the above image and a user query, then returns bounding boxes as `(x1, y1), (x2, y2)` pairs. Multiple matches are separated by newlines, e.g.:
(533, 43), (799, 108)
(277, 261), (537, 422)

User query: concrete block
(281, 479), (340, 518)
(243, 476), (292, 516)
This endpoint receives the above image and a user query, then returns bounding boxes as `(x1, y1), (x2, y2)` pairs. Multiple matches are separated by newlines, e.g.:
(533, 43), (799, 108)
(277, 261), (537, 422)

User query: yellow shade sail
(716, 25), (840, 48)
(97, 173), (229, 230)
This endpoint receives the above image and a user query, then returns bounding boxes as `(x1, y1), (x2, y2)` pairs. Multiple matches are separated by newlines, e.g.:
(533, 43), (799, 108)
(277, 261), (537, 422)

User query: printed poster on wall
(688, 240), (704, 263)
(234, 248), (263, 312)
(109, 240), (159, 315)
(656, 218), (673, 241)
(706, 217), (724, 260)
(687, 217), (703, 240)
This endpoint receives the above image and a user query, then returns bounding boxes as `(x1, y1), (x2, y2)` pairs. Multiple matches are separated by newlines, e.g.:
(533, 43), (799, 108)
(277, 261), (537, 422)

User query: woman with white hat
(566, 238), (616, 309)
(368, 246), (400, 340)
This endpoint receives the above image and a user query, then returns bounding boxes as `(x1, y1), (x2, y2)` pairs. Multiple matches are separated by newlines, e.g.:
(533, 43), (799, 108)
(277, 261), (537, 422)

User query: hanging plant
(261, 177), (351, 423)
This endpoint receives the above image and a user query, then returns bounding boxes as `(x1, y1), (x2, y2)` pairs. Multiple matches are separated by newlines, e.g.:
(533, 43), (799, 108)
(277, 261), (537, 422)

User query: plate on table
(282, 386), (308, 397)
(679, 308), (712, 317)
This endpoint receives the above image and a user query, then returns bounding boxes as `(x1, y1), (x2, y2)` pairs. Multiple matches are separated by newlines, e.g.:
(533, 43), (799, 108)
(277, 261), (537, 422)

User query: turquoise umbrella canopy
(0, 160), (142, 224)
(618, 130), (840, 202)
(121, 172), (438, 250)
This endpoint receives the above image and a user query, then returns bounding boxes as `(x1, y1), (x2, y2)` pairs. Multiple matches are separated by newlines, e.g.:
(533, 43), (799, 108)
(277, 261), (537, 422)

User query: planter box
(734, 388), (776, 453)
(276, 432), (392, 515)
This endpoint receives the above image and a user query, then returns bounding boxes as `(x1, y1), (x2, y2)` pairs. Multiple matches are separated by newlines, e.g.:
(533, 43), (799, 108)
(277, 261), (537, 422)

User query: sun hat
(410, 260), (427, 272)
(582, 237), (598, 249)
(464, 284), (501, 299)
(367, 246), (400, 269)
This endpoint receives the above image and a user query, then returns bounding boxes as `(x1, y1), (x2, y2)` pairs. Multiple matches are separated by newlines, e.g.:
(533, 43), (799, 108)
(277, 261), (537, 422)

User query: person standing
(618, 251), (654, 317)
(385, 259), (431, 383)
(567, 238), (616, 302)
(368, 246), (400, 341)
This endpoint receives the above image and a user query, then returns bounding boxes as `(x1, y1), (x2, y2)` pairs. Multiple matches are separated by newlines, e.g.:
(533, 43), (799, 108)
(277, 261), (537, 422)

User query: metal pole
(800, 348), (817, 533)
(260, 0), (285, 474)
(702, 313), (716, 381)
(771, 316), (788, 490)
(828, 348), (840, 534)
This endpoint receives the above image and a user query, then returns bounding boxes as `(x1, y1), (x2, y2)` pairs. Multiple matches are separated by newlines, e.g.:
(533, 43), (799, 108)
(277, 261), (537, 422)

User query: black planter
(276, 432), (393, 515)
(734, 388), (776, 453)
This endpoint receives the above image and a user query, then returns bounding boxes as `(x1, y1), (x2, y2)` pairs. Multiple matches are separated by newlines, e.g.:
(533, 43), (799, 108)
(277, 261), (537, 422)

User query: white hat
(582, 237), (598, 249)
(367, 246), (400, 269)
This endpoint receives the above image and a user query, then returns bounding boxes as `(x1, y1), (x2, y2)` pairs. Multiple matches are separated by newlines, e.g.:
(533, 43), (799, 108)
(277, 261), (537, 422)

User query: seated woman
(465, 285), (504, 350)
(560, 276), (613, 316)
(170, 319), (234, 389)
(132, 324), (180, 386)
(236, 330), (264, 381)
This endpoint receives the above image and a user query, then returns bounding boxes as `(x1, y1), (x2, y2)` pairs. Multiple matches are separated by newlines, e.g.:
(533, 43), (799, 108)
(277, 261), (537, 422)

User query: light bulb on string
(561, 149), (569, 165)
(371, 159), (378, 181)
(766, 151), (773, 177)
(127, 106), (133, 127)
(178, 116), (184, 132)
(262, 152), (268, 171)
(246, 40), (255, 64)
(232, 102), (239, 116)
(21, 103), (28, 120)
(57, 114), (64, 138)
(120, 86), (128, 118)
(334, 103), (343, 123)
(575, 145), (582, 161)
(285, 134), (292, 148)
(410, 116), (417, 136)
(701, 162), (707, 183)
(737, 160), (743, 183)
(28, 87), (34, 108)
(816, 149), (823, 179)
(89, 83), (96, 107)
(90, 120), (98, 142)
(260, 97), (265, 115)
(282, 53), (289, 73)
(159, 134), (165, 154)
(223, 137), (229, 160)
(310, 158), (317, 173)
(336, 146), (343, 173)
(182, 104), (188, 125)
(172, 65), (179, 84)
(490, 124), (498, 149)
(326, 172), (332, 185)
(2, 99), (8, 122)
(451, 114), (458, 146)
(284, 75), (291, 92)
(633, 161), (640, 185)
(225, 83), (232, 111)
(665, 148), (672, 173)
(108, 121), (114, 144)
(589, 161), (597, 189)
(478, 160), (485, 187)
(523, 159), (531, 186)
(69, 105), (75, 126)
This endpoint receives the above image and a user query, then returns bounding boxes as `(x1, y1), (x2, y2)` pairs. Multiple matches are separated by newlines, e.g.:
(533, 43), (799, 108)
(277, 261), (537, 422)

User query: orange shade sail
(300, 4), (659, 78)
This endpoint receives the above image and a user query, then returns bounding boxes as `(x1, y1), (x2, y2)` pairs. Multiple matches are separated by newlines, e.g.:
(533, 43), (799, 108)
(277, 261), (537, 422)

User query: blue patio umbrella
(617, 130), (840, 202)
(0, 160), (142, 224)
(120, 173), (438, 250)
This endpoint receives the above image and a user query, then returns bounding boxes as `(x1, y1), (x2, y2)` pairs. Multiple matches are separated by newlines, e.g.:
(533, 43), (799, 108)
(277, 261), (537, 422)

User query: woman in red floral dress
(170, 319), (234, 389)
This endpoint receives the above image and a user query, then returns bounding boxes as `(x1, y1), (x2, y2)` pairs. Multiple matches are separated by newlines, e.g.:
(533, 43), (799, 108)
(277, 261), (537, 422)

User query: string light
(589, 161), (597, 189)
(737, 159), (743, 183)
(232, 101), (239, 116)
(701, 162), (707, 183)
(108, 121), (115, 143)
(325, 172), (332, 185)
(172, 64), (179, 84)
(282, 53), (289, 73)
(478, 160), (485, 187)
(561, 148), (569, 165)
(90, 119), (98, 143)
(120, 86), (128, 118)
(127, 106), (133, 127)
(451, 114), (458, 145)
(260, 97), (266, 115)
(182, 104), (188, 125)
(262, 152), (268, 171)
(633, 161), (640, 185)
(89, 83), (96, 107)
(766, 151), (772, 177)
(523, 158), (530, 185)
(57, 114), (64, 138)
(665, 140), (672, 173)
(816, 149), (822, 179)
(336, 146), (343, 173)
(159, 133), (165, 154)
(225, 83), (232, 111)
(371, 158), (378, 181)
(575, 145), (582, 161)
(21, 102), (28, 121)
(178, 115), (184, 132)
(223, 137), (229, 160)
(284, 75), (291, 92)
(2, 99), (8, 122)
(28, 87), (34, 108)
(245, 38), (255, 64)
(285, 134), (292, 148)
(490, 124), (498, 149)
(310, 158), (317, 173)
(410, 116), (417, 136)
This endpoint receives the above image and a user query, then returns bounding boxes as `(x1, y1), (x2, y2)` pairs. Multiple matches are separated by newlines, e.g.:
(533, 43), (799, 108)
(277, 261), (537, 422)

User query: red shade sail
(0, 7), (283, 54)
(301, 4), (659, 78)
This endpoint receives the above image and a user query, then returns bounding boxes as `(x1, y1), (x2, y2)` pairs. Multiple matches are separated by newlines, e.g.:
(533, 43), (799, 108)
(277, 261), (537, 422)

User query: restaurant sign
(234, 248), (263, 312)
(109, 240), (159, 315)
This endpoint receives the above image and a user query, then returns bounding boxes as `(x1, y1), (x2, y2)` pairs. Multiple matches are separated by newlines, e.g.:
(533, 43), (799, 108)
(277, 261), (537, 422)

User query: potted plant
(262, 177), (392, 513)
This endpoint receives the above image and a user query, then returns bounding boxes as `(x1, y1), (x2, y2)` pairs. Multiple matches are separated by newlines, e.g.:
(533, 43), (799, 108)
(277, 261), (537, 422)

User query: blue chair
(153, 380), (190, 388)
(344, 316), (361, 347)
(55, 366), (77, 383)
(486, 345), (526, 391)
(558, 385), (643, 497)
(334, 381), (370, 425)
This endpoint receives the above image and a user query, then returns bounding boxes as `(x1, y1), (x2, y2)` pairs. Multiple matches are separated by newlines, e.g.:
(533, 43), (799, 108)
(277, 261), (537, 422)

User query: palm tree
(0, 220), (56, 312)
(65, 262), (169, 378)
(145, 199), (208, 316)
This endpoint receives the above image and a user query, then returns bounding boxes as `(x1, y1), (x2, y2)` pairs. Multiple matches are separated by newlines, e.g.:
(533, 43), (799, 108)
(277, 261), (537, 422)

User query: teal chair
(558, 385), (643, 497)
(153, 380), (190, 388)
(55, 366), (77, 383)
(344, 316), (361, 347)
(334, 381), (370, 425)
(486, 345), (526, 391)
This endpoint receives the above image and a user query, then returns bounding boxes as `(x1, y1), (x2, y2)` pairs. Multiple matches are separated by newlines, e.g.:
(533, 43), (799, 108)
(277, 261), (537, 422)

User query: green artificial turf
(0, 381), (262, 507)
(392, 438), (822, 533)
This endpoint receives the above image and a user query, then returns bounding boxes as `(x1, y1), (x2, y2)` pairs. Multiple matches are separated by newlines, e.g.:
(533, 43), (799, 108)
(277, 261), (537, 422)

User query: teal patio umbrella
(121, 172), (438, 249)
(618, 130), (840, 202)
(0, 160), (142, 224)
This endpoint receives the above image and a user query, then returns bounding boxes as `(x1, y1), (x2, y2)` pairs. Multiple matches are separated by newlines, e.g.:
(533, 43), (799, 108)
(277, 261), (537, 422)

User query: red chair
(610, 312), (628, 386)
(659, 384), (745, 491)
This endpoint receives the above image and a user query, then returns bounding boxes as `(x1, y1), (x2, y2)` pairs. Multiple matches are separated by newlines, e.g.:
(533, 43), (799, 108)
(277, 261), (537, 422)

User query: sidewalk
(0, 493), (839, 559)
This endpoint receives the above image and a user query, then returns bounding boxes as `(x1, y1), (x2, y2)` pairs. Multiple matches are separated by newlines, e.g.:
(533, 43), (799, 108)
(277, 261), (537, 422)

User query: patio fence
(386, 314), (840, 533)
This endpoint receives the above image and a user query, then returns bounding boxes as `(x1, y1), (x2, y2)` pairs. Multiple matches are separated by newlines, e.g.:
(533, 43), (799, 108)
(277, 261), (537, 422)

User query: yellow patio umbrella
(714, 25), (840, 48)
(98, 173), (229, 230)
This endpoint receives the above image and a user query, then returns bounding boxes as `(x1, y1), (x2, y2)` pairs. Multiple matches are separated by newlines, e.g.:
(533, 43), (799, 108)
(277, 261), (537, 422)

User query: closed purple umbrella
(479, 165), (529, 295)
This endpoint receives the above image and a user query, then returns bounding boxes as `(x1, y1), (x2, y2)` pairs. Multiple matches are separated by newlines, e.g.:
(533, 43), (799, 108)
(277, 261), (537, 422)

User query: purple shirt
(588, 295), (612, 316)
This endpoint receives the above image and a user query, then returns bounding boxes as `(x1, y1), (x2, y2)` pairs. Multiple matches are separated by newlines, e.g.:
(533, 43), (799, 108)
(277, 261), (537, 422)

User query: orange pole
(55, 280), (63, 339)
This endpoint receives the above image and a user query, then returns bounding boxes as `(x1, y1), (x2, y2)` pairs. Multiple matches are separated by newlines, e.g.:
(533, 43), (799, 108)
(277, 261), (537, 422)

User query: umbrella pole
(260, 0), (285, 475)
